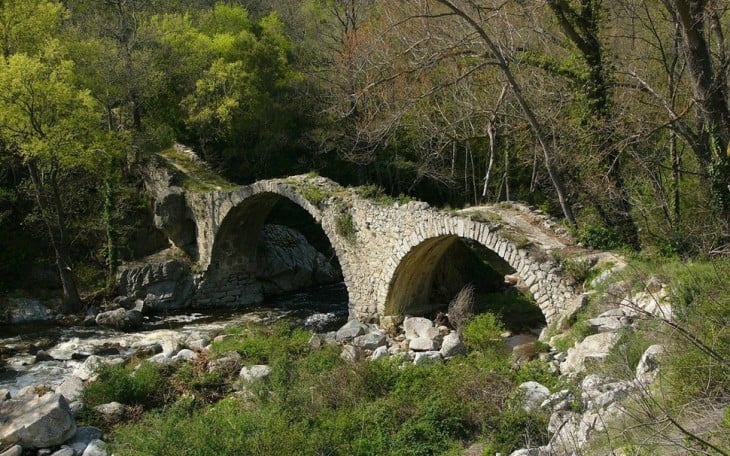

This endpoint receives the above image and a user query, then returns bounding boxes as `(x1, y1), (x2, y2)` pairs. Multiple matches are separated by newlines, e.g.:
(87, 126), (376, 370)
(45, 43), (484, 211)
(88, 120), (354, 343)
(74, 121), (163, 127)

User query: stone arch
(383, 235), (511, 316)
(381, 216), (565, 324)
(200, 184), (351, 308)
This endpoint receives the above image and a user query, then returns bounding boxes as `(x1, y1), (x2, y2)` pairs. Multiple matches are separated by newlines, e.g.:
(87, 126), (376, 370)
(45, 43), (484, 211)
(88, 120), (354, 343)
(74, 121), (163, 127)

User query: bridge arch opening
(384, 236), (546, 332)
(203, 192), (345, 307)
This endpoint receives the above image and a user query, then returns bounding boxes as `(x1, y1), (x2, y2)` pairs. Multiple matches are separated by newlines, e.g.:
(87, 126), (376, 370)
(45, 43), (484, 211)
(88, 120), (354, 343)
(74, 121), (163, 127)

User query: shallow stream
(0, 283), (348, 396)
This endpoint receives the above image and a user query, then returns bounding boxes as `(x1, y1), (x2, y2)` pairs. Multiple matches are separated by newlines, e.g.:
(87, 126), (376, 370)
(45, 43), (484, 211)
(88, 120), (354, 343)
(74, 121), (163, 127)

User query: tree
(540, 0), (640, 247)
(0, 47), (122, 312)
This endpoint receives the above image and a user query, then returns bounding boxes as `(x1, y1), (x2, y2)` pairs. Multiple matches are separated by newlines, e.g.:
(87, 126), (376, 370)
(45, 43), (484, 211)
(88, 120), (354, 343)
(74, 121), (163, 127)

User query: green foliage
(83, 362), (169, 409)
(354, 184), (414, 205)
(577, 223), (626, 250)
(105, 315), (560, 456)
(210, 321), (311, 364)
(461, 313), (507, 357)
(474, 290), (545, 333)
(482, 410), (549, 455)
(335, 207), (356, 244)
(561, 256), (593, 285)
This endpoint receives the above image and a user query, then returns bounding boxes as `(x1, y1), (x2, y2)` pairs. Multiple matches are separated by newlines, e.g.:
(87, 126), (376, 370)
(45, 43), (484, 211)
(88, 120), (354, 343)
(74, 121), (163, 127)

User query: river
(0, 283), (348, 396)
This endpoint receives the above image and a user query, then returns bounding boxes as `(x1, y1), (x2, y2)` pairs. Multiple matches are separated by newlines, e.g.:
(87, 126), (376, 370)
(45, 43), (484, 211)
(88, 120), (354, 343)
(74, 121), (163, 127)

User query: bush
(461, 313), (506, 356)
(83, 362), (169, 409)
(448, 284), (475, 333)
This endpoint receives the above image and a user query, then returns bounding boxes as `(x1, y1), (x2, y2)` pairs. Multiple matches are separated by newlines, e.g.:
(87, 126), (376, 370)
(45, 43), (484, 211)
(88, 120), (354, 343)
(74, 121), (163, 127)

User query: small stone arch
(380, 215), (565, 324)
(198, 181), (354, 310)
(383, 235), (511, 316)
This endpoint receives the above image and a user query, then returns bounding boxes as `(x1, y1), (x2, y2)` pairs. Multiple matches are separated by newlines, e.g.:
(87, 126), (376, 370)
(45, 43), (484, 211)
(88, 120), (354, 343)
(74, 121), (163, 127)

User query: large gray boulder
(116, 256), (193, 311)
(353, 332), (387, 350)
(0, 393), (76, 449)
(255, 225), (341, 294)
(239, 365), (272, 383)
(403, 317), (437, 340)
(560, 332), (619, 375)
(0, 298), (55, 324)
(95, 308), (143, 331)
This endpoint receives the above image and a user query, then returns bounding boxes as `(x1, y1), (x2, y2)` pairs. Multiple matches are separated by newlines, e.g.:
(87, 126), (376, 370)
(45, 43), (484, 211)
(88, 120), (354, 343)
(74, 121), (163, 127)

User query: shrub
(83, 362), (169, 409)
(461, 312), (506, 356)
(448, 284), (475, 333)
(335, 208), (356, 244)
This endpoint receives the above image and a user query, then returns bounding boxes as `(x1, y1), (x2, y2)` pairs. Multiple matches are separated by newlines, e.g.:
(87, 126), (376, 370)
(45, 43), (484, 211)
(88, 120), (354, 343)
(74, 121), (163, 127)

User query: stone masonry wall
(175, 174), (579, 325)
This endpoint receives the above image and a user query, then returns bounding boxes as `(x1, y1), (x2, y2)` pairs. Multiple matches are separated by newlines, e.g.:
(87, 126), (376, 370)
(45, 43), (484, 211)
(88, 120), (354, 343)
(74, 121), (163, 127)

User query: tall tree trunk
(547, 0), (640, 248)
(672, 0), (730, 211)
(27, 162), (82, 313)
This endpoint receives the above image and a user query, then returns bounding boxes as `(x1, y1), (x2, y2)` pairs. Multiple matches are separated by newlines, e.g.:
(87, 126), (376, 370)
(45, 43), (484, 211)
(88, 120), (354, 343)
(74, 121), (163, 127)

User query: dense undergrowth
(78, 255), (730, 455)
(83, 319), (558, 455)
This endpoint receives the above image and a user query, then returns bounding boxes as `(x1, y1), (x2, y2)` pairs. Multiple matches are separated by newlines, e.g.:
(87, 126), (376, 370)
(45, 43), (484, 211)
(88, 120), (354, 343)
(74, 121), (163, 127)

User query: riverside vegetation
(1, 0), (729, 455)
(70, 255), (728, 455)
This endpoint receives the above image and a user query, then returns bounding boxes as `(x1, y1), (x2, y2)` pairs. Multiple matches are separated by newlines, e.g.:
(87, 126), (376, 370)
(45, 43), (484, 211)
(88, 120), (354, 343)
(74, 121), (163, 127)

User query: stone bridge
(149, 161), (583, 325)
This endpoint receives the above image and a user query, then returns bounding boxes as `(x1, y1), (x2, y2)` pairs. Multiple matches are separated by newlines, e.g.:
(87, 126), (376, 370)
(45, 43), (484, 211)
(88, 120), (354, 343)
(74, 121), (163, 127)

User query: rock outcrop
(0, 393), (76, 449)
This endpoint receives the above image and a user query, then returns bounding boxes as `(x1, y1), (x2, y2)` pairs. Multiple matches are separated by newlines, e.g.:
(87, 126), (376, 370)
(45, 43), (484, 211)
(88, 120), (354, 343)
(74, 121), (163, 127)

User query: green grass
(89, 313), (557, 456)
(159, 148), (238, 192)
(353, 184), (414, 206)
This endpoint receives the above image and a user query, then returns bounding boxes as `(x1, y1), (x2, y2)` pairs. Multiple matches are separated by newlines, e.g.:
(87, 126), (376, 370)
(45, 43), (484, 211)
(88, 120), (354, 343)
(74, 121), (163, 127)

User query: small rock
(207, 351), (242, 374)
(540, 389), (576, 412)
(408, 337), (440, 352)
(82, 439), (107, 456)
(34, 350), (54, 362)
(50, 447), (74, 456)
(160, 335), (184, 357)
(340, 345), (362, 362)
(68, 426), (103, 455)
(518, 381), (550, 412)
(413, 351), (442, 365)
(94, 402), (125, 422)
(336, 320), (368, 341)
(370, 346), (388, 361)
(55, 376), (84, 402)
(95, 308), (143, 331)
(308, 334), (324, 350)
(68, 401), (84, 417)
(439, 331), (466, 358)
(0, 389), (9, 401)
(239, 365), (271, 383)
(636, 344), (665, 385)
(403, 317), (434, 340)
(171, 349), (198, 363)
(0, 445), (22, 456)
(187, 338), (209, 351)
(147, 353), (172, 365)
(74, 356), (124, 381)
(353, 332), (387, 350)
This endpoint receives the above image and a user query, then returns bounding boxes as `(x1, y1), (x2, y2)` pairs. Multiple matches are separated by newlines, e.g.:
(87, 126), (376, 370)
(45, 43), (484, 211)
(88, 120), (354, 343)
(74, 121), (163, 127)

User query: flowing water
(0, 283), (348, 396)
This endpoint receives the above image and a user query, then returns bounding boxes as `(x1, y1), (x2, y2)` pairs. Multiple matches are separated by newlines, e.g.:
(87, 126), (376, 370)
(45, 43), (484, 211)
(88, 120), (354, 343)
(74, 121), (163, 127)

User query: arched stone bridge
(151, 169), (583, 325)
